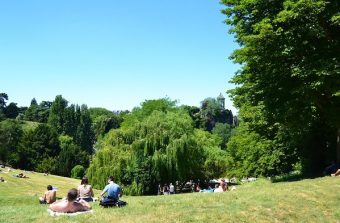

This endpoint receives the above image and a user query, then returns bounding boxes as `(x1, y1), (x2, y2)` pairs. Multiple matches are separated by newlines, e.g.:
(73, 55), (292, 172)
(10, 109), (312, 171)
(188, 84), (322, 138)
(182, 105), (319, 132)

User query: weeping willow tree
(87, 107), (225, 195)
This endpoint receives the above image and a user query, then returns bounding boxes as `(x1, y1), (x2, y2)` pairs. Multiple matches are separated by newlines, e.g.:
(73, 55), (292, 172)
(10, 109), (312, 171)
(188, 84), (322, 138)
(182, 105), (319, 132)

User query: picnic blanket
(47, 209), (93, 216)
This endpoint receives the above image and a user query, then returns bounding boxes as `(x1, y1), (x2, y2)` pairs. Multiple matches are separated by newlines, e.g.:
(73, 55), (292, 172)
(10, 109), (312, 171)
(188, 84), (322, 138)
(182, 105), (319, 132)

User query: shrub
(71, 165), (85, 179)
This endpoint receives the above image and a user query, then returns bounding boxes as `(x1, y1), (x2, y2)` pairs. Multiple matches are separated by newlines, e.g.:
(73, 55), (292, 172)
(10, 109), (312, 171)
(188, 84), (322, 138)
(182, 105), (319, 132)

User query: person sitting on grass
(100, 176), (122, 206)
(39, 185), (56, 204)
(214, 180), (227, 193)
(331, 169), (340, 177)
(77, 177), (94, 202)
(49, 188), (91, 213)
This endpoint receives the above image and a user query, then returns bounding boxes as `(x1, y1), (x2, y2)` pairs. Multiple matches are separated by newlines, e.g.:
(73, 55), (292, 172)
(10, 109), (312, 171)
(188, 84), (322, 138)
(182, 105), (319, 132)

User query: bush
(123, 180), (143, 196)
(71, 165), (85, 179)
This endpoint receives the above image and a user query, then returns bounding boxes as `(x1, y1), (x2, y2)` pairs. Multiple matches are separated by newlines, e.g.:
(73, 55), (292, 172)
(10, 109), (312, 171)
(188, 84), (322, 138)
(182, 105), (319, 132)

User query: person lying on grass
(39, 185), (56, 204)
(49, 188), (91, 213)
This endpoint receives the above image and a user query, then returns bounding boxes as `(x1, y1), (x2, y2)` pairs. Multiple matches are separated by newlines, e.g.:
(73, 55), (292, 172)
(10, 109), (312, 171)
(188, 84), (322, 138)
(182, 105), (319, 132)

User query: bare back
(45, 190), (56, 204)
(49, 199), (90, 213)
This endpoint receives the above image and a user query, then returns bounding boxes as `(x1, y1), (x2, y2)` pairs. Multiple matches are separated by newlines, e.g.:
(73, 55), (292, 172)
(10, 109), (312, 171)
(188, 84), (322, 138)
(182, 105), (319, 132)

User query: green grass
(1, 169), (340, 223)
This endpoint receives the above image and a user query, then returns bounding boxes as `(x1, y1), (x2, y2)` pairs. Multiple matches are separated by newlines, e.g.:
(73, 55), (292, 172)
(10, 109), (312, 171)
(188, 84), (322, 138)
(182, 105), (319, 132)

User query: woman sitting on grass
(77, 177), (94, 202)
(331, 169), (340, 177)
(49, 188), (91, 213)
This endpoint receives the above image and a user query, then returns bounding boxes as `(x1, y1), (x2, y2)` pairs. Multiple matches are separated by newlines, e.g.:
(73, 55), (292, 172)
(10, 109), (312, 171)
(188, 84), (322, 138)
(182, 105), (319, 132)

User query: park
(0, 0), (339, 222)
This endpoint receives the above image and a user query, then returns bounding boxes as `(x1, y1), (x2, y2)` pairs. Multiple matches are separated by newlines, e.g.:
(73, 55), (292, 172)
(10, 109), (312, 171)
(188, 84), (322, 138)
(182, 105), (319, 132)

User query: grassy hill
(0, 168), (339, 223)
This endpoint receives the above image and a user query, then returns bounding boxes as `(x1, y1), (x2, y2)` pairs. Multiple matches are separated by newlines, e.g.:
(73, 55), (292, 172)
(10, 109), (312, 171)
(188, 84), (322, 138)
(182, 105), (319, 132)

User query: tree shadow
(270, 172), (324, 183)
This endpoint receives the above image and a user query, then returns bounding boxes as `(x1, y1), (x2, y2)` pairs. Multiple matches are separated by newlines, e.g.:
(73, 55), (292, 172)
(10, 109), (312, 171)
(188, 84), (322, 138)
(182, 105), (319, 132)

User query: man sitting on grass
(100, 176), (123, 207)
(49, 188), (91, 213)
(39, 185), (56, 204)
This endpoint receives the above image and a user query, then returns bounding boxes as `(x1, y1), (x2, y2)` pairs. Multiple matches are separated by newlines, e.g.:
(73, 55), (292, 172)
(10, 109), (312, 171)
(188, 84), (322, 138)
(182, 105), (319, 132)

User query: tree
(57, 135), (88, 177)
(75, 105), (95, 154)
(30, 98), (38, 106)
(222, 0), (340, 173)
(199, 98), (233, 131)
(87, 99), (223, 195)
(89, 107), (122, 138)
(48, 95), (68, 134)
(18, 124), (60, 170)
(71, 165), (85, 179)
(5, 102), (19, 119)
(0, 120), (23, 166)
(212, 123), (232, 149)
(0, 93), (8, 120)
(93, 114), (121, 138)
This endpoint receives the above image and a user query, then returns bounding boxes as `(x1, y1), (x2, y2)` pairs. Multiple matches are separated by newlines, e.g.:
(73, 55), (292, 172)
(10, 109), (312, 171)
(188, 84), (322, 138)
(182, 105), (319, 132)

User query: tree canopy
(222, 0), (340, 174)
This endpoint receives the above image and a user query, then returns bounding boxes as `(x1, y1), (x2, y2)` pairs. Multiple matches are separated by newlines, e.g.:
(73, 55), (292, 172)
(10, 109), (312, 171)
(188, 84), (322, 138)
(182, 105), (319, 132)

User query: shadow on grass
(270, 171), (324, 183)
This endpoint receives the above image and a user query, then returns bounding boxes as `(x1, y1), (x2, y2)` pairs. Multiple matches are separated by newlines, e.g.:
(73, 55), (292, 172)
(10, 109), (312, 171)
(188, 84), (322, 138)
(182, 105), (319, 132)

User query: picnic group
(38, 175), (126, 214)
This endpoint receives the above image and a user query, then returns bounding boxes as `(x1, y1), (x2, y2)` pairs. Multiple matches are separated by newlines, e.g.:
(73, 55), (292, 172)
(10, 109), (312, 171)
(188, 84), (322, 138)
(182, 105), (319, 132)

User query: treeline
(0, 93), (235, 189)
(0, 94), (123, 177)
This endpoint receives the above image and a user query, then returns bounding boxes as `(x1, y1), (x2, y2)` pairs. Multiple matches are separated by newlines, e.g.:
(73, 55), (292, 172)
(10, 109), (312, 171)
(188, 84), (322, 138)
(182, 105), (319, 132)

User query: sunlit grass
(0, 169), (340, 222)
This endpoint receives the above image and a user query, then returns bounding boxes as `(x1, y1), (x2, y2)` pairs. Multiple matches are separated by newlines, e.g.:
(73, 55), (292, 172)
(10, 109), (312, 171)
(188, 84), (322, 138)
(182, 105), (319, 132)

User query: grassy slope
(0, 169), (339, 223)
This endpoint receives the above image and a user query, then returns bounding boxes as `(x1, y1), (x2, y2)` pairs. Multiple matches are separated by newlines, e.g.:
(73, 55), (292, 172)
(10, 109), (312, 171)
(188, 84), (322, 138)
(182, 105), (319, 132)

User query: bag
(99, 198), (127, 208)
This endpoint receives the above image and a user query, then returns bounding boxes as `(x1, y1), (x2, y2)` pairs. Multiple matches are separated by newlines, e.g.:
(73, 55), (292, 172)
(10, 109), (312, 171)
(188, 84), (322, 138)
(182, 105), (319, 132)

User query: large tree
(87, 99), (228, 195)
(222, 0), (340, 172)
(48, 95), (68, 134)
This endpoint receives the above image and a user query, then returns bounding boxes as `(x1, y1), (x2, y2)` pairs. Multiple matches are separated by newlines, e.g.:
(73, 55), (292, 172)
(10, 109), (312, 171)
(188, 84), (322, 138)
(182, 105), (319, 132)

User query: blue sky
(0, 0), (239, 114)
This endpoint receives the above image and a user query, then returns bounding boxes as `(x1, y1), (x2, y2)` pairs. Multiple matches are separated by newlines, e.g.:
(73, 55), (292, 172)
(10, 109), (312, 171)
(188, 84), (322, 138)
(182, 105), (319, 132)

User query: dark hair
(81, 177), (89, 185)
(47, 185), (53, 190)
(67, 188), (78, 201)
(108, 176), (114, 182)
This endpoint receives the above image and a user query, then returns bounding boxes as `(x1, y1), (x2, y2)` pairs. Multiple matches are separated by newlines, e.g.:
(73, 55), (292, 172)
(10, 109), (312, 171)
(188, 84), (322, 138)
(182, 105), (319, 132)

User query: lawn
(0, 168), (339, 223)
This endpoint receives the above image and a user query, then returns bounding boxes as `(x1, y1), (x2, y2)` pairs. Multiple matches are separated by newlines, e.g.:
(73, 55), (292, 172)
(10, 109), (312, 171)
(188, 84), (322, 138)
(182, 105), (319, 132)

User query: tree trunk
(337, 129), (340, 163)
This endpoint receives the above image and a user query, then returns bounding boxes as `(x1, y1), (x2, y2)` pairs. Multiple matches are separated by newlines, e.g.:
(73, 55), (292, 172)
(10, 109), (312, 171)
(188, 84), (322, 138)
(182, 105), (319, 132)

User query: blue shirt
(103, 182), (121, 199)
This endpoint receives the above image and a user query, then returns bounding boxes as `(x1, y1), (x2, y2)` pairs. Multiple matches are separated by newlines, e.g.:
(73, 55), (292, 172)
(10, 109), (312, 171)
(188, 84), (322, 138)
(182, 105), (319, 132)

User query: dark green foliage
(18, 123), (60, 170)
(36, 157), (57, 174)
(0, 120), (23, 165)
(75, 105), (95, 154)
(0, 93), (8, 120)
(48, 96), (94, 156)
(212, 123), (232, 149)
(93, 114), (122, 138)
(24, 99), (52, 123)
(222, 0), (340, 175)
(57, 135), (89, 177)
(180, 105), (201, 128)
(4, 102), (19, 119)
(198, 98), (234, 131)
(71, 165), (85, 179)
(89, 107), (123, 138)
(48, 95), (68, 134)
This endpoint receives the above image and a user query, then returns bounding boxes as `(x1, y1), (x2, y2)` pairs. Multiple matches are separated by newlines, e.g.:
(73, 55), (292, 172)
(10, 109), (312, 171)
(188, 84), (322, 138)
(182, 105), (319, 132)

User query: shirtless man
(49, 188), (91, 213)
(39, 185), (56, 204)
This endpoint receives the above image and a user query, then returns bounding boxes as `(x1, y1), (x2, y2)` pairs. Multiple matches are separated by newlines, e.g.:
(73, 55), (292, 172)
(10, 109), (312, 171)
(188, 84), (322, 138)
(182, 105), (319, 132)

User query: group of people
(197, 179), (228, 193)
(157, 183), (175, 195)
(40, 176), (124, 213)
(14, 172), (29, 178)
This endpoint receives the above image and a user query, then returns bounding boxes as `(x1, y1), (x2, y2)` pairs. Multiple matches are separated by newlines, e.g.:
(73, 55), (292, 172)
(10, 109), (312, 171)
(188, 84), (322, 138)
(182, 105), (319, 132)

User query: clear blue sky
(0, 0), (239, 114)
